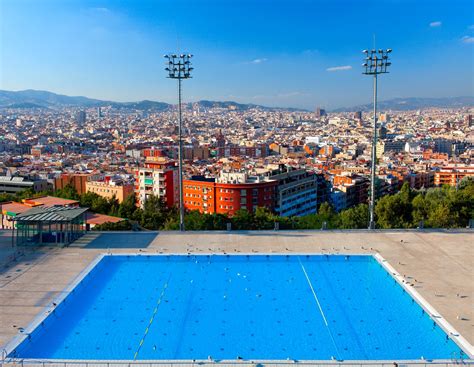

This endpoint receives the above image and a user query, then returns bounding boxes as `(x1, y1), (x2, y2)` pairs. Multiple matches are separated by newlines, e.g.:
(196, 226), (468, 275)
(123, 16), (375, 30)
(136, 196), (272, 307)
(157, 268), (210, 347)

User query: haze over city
(1, 0), (473, 110)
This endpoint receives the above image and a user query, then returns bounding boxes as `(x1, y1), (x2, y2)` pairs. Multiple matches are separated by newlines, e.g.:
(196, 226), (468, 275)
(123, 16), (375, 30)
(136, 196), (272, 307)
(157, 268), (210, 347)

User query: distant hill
(0, 90), (171, 111)
(109, 100), (170, 111)
(333, 96), (474, 112)
(0, 89), (105, 108)
(6, 102), (46, 109)
(190, 100), (304, 112)
(0, 89), (305, 112)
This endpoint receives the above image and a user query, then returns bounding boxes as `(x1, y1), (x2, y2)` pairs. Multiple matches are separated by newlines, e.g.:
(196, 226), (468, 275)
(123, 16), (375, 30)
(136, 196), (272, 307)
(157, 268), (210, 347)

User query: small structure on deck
(11, 206), (88, 246)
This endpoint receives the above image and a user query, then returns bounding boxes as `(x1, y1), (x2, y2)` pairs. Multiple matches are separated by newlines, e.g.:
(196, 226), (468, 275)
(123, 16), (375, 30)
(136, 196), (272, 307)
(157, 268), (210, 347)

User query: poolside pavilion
(11, 206), (88, 246)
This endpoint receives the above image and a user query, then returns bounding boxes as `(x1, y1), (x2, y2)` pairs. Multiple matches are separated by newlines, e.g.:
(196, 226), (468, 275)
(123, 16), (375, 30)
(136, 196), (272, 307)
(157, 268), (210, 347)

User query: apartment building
(0, 176), (50, 194)
(216, 144), (269, 159)
(86, 177), (134, 203)
(333, 174), (369, 208)
(184, 171), (277, 216)
(54, 173), (98, 195)
(434, 165), (474, 187)
(270, 167), (318, 217)
(135, 158), (179, 208)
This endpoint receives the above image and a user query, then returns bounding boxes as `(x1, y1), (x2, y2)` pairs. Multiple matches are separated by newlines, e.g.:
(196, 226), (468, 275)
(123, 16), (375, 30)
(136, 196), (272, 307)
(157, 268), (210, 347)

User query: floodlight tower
(165, 53), (193, 231)
(362, 48), (392, 229)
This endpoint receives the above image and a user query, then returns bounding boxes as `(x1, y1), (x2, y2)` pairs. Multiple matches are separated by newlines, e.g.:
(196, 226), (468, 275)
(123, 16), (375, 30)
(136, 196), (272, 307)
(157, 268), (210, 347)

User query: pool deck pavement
(0, 229), (473, 359)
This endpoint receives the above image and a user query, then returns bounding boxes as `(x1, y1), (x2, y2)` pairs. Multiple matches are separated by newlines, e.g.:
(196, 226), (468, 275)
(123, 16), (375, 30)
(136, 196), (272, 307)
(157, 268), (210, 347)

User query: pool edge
(1, 253), (106, 359)
(373, 252), (474, 359)
(2, 252), (473, 363)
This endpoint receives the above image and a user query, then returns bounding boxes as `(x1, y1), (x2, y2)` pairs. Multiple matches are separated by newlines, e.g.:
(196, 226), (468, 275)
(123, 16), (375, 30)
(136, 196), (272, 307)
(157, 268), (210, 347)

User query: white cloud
(461, 36), (474, 44)
(326, 65), (352, 72)
(91, 7), (110, 12)
(429, 21), (442, 27)
(301, 49), (319, 56)
(248, 58), (268, 64)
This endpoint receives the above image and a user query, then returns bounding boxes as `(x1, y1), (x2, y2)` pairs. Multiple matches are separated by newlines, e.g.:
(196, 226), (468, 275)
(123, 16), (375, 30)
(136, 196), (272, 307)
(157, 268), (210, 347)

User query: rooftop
(85, 212), (124, 225)
(14, 206), (88, 222)
(22, 196), (79, 207)
(0, 202), (31, 215)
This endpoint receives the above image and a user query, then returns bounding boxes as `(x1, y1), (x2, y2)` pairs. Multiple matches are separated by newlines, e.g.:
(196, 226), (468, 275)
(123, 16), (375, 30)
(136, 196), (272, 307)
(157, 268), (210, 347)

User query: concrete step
(69, 233), (100, 247)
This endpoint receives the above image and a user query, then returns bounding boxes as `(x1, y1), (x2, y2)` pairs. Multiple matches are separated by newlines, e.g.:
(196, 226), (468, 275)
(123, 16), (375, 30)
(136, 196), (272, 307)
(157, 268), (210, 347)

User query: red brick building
(184, 172), (277, 216)
(54, 173), (98, 195)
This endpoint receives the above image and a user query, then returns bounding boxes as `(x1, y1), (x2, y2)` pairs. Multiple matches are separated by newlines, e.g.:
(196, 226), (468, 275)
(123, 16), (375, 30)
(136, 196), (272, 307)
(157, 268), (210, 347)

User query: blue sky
(1, 0), (473, 109)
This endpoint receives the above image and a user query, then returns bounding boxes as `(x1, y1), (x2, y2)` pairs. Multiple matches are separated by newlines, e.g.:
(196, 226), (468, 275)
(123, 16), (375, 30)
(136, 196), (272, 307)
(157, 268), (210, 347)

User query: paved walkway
(0, 230), (472, 351)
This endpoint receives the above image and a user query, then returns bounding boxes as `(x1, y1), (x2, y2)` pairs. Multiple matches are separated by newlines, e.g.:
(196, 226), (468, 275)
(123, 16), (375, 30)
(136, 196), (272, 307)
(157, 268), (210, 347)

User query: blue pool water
(10, 255), (467, 361)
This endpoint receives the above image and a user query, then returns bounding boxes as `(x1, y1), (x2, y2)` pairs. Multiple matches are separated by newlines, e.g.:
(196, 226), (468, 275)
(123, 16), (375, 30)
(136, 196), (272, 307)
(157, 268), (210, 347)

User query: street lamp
(165, 53), (193, 231)
(362, 48), (392, 229)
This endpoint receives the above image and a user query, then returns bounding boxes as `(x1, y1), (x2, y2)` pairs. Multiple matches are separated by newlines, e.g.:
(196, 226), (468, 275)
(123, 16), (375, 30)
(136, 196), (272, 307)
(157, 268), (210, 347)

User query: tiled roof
(85, 212), (124, 225)
(0, 201), (31, 215)
(23, 196), (79, 207)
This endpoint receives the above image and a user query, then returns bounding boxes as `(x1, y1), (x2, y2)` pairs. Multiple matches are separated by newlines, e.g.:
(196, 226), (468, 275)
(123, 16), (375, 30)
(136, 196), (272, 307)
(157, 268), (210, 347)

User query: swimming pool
(6, 254), (471, 361)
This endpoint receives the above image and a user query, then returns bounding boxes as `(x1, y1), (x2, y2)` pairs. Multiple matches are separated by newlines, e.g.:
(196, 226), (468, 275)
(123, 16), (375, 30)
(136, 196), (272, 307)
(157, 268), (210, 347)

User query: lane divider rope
(133, 274), (172, 360)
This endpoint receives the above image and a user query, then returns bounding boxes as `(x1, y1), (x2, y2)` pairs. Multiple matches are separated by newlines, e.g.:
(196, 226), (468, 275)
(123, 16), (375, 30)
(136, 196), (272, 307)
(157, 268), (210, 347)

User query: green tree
(118, 194), (138, 219)
(232, 209), (255, 230)
(139, 195), (172, 230)
(162, 216), (179, 230)
(375, 195), (406, 228)
(184, 210), (213, 230)
(412, 194), (429, 226)
(426, 203), (453, 228)
(107, 196), (120, 217)
(318, 202), (339, 228)
(93, 220), (133, 231)
(0, 193), (16, 203)
(54, 184), (80, 200)
(294, 202), (339, 229)
(254, 207), (276, 229)
(79, 191), (98, 208)
(91, 196), (112, 214)
(143, 195), (167, 214)
(339, 204), (369, 229)
(375, 183), (414, 228)
(294, 214), (324, 229)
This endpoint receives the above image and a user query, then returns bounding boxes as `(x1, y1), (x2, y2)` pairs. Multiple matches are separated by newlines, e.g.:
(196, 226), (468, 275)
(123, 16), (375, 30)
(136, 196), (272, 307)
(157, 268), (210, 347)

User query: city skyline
(1, 0), (474, 110)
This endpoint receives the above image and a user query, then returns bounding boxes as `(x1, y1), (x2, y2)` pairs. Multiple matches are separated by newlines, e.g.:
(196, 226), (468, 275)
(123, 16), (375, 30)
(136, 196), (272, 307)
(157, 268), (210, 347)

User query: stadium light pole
(165, 53), (193, 231)
(362, 48), (392, 229)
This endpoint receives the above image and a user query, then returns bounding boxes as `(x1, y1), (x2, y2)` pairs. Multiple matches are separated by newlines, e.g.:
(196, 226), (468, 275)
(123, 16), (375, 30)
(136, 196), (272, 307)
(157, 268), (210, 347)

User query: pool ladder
(451, 350), (466, 364)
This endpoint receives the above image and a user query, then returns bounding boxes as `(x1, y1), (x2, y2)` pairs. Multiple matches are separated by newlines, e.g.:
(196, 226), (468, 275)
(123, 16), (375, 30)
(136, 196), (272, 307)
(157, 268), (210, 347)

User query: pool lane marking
(297, 256), (342, 361)
(298, 257), (328, 326)
(133, 274), (172, 360)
